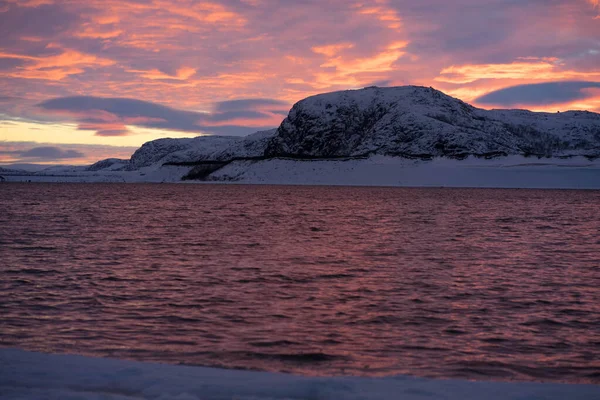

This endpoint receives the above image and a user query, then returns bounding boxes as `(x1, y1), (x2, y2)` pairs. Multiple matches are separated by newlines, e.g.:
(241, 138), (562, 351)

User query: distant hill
(98, 86), (600, 174)
(266, 86), (600, 160)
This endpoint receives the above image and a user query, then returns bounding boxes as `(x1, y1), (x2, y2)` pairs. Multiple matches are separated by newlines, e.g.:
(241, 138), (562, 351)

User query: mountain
(104, 85), (600, 174)
(265, 86), (600, 159)
(0, 166), (28, 175)
(0, 164), (51, 172)
(85, 158), (128, 171)
(127, 129), (277, 170)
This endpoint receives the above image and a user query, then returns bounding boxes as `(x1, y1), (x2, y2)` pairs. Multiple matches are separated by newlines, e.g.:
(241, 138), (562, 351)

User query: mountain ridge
(122, 85), (600, 173)
(265, 86), (600, 160)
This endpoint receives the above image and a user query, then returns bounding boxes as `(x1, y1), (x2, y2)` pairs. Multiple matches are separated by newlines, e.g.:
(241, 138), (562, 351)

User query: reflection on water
(1, 183), (599, 383)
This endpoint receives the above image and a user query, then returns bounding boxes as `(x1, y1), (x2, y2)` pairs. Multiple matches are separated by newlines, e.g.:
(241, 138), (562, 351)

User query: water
(1, 183), (599, 384)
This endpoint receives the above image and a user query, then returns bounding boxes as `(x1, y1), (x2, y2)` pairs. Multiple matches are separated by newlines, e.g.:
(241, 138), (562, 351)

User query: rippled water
(1, 183), (599, 383)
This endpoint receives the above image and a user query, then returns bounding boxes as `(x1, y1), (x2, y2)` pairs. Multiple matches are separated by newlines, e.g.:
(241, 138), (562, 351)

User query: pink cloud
(0, 0), (599, 158)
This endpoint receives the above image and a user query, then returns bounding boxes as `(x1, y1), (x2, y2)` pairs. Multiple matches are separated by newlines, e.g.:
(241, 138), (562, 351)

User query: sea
(1, 183), (599, 384)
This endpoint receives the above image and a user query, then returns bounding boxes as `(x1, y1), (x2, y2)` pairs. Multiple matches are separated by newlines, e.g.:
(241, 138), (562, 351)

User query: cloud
(435, 58), (600, 84)
(2, 0), (600, 164)
(0, 48), (115, 80)
(128, 66), (197, 81)
(4, 0), (56, 7)
(353, 1), (402, 31)
(476, 81), (600, 107)
(0, 96), (21, 102)
(38, 96), (208, 133)
(213, 98), (289, 113)
(311, 41), (409, 88)
(0, 2), (78, 42)
(0, 144), (85, 161)
(0, 141), (138, 165)
(36, 95), (289, 136)
(19, 146), (84, 159)
(95, 129), (130, 136)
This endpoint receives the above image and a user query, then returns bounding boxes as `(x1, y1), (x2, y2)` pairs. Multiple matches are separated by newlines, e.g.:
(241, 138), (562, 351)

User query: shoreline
(1, 349), (599, 400)
(2, 155), (600, 189)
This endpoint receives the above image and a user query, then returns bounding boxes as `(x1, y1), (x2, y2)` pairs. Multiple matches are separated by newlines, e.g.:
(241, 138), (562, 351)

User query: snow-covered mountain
(4, 86), (600, 187)
(0, 166), (28, 175)
(86, 158), (129, 171)
(128, 129), (277, 169)
(266, 86), (600, 159)
(98, 86), (600, 172)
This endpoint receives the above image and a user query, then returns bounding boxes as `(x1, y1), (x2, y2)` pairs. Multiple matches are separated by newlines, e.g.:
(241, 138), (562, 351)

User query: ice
(1, 349), (599, 400)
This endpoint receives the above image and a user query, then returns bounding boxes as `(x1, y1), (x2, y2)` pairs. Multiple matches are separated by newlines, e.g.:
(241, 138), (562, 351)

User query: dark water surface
(1, 183), (599, 383)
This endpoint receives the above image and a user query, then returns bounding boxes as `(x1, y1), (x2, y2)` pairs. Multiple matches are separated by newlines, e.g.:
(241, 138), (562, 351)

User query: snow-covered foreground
(3, 156), (600, 189)
(1, 349), (599, 400)
(211, 155), (600, 189)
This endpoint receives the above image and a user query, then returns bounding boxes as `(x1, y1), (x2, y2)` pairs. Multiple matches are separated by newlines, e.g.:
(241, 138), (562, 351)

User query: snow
(87, 158), (129, 172)
(2, 156), (600, 188)
(1, 164), (191, 183)
(208, 155), (600, 189)
(128, 129), (277, 169)
(1, 349), (598, 400)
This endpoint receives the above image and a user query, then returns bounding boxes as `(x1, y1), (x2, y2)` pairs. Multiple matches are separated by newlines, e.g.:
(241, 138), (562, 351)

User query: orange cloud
(156, 1), (246, 28)
(129, 67), (197, 81)
(96, 14), (120, 24)
(4, 0), (54, 7)
(75, 25), (123, 39)
(312, 43), (355, 58)
(194, 71), (271, 88)
(0, 49), (114, 81)
(444, 87), (499, 104)
(436, 58), (600, 84)
(60, 0), (244, 55)
(311, 41), (408, 88)
(353, 0), (402, 31)
(573, 87), (600, 111)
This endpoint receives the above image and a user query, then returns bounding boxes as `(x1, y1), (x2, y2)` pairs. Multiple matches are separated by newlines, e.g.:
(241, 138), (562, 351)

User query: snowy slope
(0, 166), (29, 175)
(86, 158), (129, 171)
(266, 86), (600, 159)
(1, 349), (599, 400)
(207, 155), (600, 189)
(127, 128), (277, 169)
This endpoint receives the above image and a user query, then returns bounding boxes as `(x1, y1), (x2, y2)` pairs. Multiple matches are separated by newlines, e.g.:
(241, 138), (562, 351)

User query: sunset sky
(1, 0), (599, 165)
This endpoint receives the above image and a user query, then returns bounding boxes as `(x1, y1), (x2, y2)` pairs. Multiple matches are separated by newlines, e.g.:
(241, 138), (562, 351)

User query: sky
(0, 0), (599, 165)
